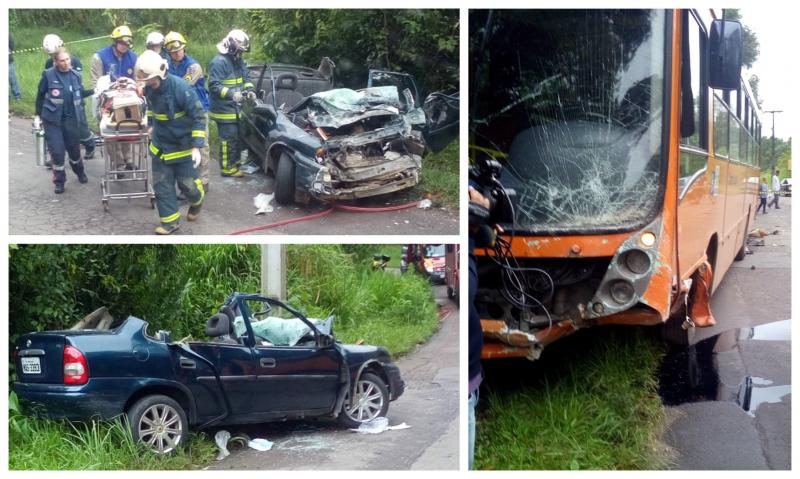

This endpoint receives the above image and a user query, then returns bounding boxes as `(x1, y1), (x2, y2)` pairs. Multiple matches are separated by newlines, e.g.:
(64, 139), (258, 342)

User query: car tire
(274, 152), (296, 205)
(337, 372), (390, 428)
(127, 394), (188, 454)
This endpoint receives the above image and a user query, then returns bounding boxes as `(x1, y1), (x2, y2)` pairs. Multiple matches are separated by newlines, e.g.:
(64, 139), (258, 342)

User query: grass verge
(475, 326), (669, 470)
(8, 392), (216, 470)
(420, 140), (459, 208)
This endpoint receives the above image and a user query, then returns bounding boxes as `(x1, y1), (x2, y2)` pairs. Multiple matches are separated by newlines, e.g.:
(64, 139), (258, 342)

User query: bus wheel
(734, 229), (748, 261)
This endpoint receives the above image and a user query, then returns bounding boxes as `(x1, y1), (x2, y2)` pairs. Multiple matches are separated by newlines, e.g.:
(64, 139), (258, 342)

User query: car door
(241, 298), (341, 414)
(367, 70), (459, 153)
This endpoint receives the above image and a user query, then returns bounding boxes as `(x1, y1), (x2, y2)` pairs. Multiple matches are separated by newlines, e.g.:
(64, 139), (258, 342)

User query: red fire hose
(228, 200), (422, 235)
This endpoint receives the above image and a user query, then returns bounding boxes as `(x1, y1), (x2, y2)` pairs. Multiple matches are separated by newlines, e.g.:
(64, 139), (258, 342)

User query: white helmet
(134, 50), (168, 82)
(146, 31), (165, 47)
(43, 34), (64, 55)
(217, 29), (250, 54)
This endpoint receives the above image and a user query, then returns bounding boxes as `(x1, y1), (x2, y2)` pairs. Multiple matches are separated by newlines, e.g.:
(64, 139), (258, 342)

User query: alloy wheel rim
(138, 404), (182, 453)
(345, 379), (384, 422)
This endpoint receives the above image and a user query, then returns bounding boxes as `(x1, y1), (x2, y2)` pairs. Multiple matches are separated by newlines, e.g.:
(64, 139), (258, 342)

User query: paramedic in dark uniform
(42, 34), (96, 160)
(134, 50), (205, 235)
(34, 47), (91, 194)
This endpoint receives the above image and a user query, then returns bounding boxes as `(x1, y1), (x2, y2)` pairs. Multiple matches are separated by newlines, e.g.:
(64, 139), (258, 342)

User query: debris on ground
(254, 193), (275, 214)
(748, 228), (775, 238)
(215, 430), (231, 460)
(745, 246), (753, 255)
(248, 438), (274, 451)
(349, 417), (412, 434)
(747, 238), (765, 247)
(239, 160), (259, 174)
(418, 199), (432, 209)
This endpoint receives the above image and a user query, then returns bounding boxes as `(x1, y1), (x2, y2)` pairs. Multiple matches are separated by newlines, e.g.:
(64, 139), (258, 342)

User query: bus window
(470, 10), (666, 233)
(680, 10), (705, 149)
(729, 116), (741, 161)
(713, 95), (729, 157)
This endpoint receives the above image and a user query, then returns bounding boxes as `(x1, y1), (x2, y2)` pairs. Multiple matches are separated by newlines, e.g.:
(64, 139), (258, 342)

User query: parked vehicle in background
(780, 178), (791, 196)
(13, 293), (404, 454)
(423, 244), (446, 284)
(445, 244), (460, 300)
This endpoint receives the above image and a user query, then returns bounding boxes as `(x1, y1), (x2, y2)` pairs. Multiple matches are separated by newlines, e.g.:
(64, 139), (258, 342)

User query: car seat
(205, 312), (239, 344)
(266, 73), (304, 111)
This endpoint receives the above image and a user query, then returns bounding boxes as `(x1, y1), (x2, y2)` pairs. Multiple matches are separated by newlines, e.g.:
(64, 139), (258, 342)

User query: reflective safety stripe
(152, 111), (186, 121)
(209, 112), (237, 120)
(53, 165), (66, 171)
(221, 77), (243, 85)
(193, 179), (205, 206)
(50, 98), (64, 104)
(192, 130), (206, 138)
(220, 87), (229, 98)
(149, 143), (191, 161)
(147, 111), (154, 117)
(161, 212), (180, 223)
(162, 149), (192, 161)
(221, 140), (228, 170)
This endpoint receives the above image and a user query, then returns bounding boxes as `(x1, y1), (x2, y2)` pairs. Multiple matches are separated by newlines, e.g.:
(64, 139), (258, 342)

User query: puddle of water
(659, 320), (791, 416)
(276, 435), (332, 452)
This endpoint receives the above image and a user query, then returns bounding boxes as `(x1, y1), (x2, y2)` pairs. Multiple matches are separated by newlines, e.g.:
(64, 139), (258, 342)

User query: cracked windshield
(471, 10), (666, 232)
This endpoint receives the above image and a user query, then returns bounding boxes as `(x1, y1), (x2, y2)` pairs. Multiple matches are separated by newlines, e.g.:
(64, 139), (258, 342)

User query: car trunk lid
(15, 333), (67, 384)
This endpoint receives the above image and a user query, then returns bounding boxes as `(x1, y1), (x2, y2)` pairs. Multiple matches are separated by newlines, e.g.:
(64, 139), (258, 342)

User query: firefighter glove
(191, 148), (201, 168)
(33, 116), (42, 130)
(246, 91), (257, 101)
(232, 91), (243, 103)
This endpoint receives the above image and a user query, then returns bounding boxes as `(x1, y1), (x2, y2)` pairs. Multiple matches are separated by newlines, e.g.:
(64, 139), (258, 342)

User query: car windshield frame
(470, 9), (672, 235)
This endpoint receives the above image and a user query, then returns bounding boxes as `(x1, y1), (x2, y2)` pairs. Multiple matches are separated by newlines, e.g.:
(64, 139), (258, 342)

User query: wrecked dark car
(240, 60), (459, 204)
(13, 293), (404, 454)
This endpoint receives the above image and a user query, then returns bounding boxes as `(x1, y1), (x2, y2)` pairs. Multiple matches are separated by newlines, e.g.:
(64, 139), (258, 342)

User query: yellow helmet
(111, 25), (133, 41)
(164, 32), (187, 53)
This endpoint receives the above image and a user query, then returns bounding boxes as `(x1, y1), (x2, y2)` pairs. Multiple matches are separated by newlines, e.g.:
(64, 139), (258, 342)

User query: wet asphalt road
(206, 284), (459, 470)
(660, 197), (791, 470)
(8, 116), (458, 235)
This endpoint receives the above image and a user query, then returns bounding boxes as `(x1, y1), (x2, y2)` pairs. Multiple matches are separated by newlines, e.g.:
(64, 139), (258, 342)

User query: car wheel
(274, 152), (296, 205)
(127, 394), (188, 454)
(338, 372), (390, 428)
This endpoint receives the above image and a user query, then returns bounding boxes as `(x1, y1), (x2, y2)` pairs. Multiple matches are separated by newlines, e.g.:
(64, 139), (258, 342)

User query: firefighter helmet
(217, 29), (250, 54)
(164, 32), (187, 53)
(134, 50), (168, 82)
(111, 25), (133, 41)
(146, 31), (165, 47)
(43, 34), (64, 55)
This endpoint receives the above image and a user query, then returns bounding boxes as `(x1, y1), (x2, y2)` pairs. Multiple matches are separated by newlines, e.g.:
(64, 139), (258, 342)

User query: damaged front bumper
(383, 363), (405, 401)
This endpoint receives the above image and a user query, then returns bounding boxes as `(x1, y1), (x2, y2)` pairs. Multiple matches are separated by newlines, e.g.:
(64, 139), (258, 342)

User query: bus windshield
(471, 10), (667, 233)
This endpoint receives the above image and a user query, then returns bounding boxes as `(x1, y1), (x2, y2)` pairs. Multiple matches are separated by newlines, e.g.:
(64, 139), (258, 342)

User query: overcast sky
(740, 7), (794, 141)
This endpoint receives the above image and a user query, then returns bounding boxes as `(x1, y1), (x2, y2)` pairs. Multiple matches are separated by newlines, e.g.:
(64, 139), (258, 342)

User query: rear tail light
(63, 345), (89, 385)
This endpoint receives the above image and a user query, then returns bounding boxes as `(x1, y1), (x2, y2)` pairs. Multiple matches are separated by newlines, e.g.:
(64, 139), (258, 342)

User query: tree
(724, 9), (760, 69)
(247, 9), (458, 94)
(748, 74), (762, 108)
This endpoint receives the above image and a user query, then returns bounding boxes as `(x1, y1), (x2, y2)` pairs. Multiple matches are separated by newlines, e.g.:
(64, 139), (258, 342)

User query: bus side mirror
(709, 19), (743, 90)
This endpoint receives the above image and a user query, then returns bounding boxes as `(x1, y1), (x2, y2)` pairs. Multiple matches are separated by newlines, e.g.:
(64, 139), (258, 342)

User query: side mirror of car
(253, 102), (277, 121)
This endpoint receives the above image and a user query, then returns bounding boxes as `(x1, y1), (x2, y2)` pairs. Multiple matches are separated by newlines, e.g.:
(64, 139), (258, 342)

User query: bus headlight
(609, 280), (635, 304)
(621, 249), (651, 276)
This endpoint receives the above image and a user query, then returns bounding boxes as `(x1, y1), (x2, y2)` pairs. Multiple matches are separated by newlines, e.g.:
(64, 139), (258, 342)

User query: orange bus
(469, 9), (762, 360)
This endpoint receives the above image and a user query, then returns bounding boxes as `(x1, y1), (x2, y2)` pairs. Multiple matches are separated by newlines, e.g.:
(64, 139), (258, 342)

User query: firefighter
(134, 50), (206, 235)
(34, 47), (91, 194)
(208, 29), (255, 178)
(90, 25), (137, 89)
(42, 34), (96, 160)
(165, 31), (210, 191)
(91, 26), (138, 170)
(145, 31), (169, 62)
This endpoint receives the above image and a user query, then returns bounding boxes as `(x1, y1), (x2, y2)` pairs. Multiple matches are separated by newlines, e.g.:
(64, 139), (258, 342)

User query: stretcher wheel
(150, 198), (156, 209)
(103, 199), (110, 213)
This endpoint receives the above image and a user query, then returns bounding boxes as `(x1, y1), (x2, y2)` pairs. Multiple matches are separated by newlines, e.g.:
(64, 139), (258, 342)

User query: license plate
(21, 357), (41, 374)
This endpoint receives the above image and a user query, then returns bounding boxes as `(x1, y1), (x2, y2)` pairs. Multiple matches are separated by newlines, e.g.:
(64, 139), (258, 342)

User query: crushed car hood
(291, 86), (426, 129)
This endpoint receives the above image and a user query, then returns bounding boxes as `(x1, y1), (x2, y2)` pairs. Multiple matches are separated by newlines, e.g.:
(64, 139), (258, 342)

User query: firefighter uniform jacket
(95, 45), (137, 81)
(208, 53), (254, 123)
(145, 74), (207, 164)
(170, 53), (210, 111)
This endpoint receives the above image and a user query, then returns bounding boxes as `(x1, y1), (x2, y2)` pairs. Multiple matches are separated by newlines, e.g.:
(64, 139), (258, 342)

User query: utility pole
(261, 244), (286, 301)
(763, 110), (783, 171)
